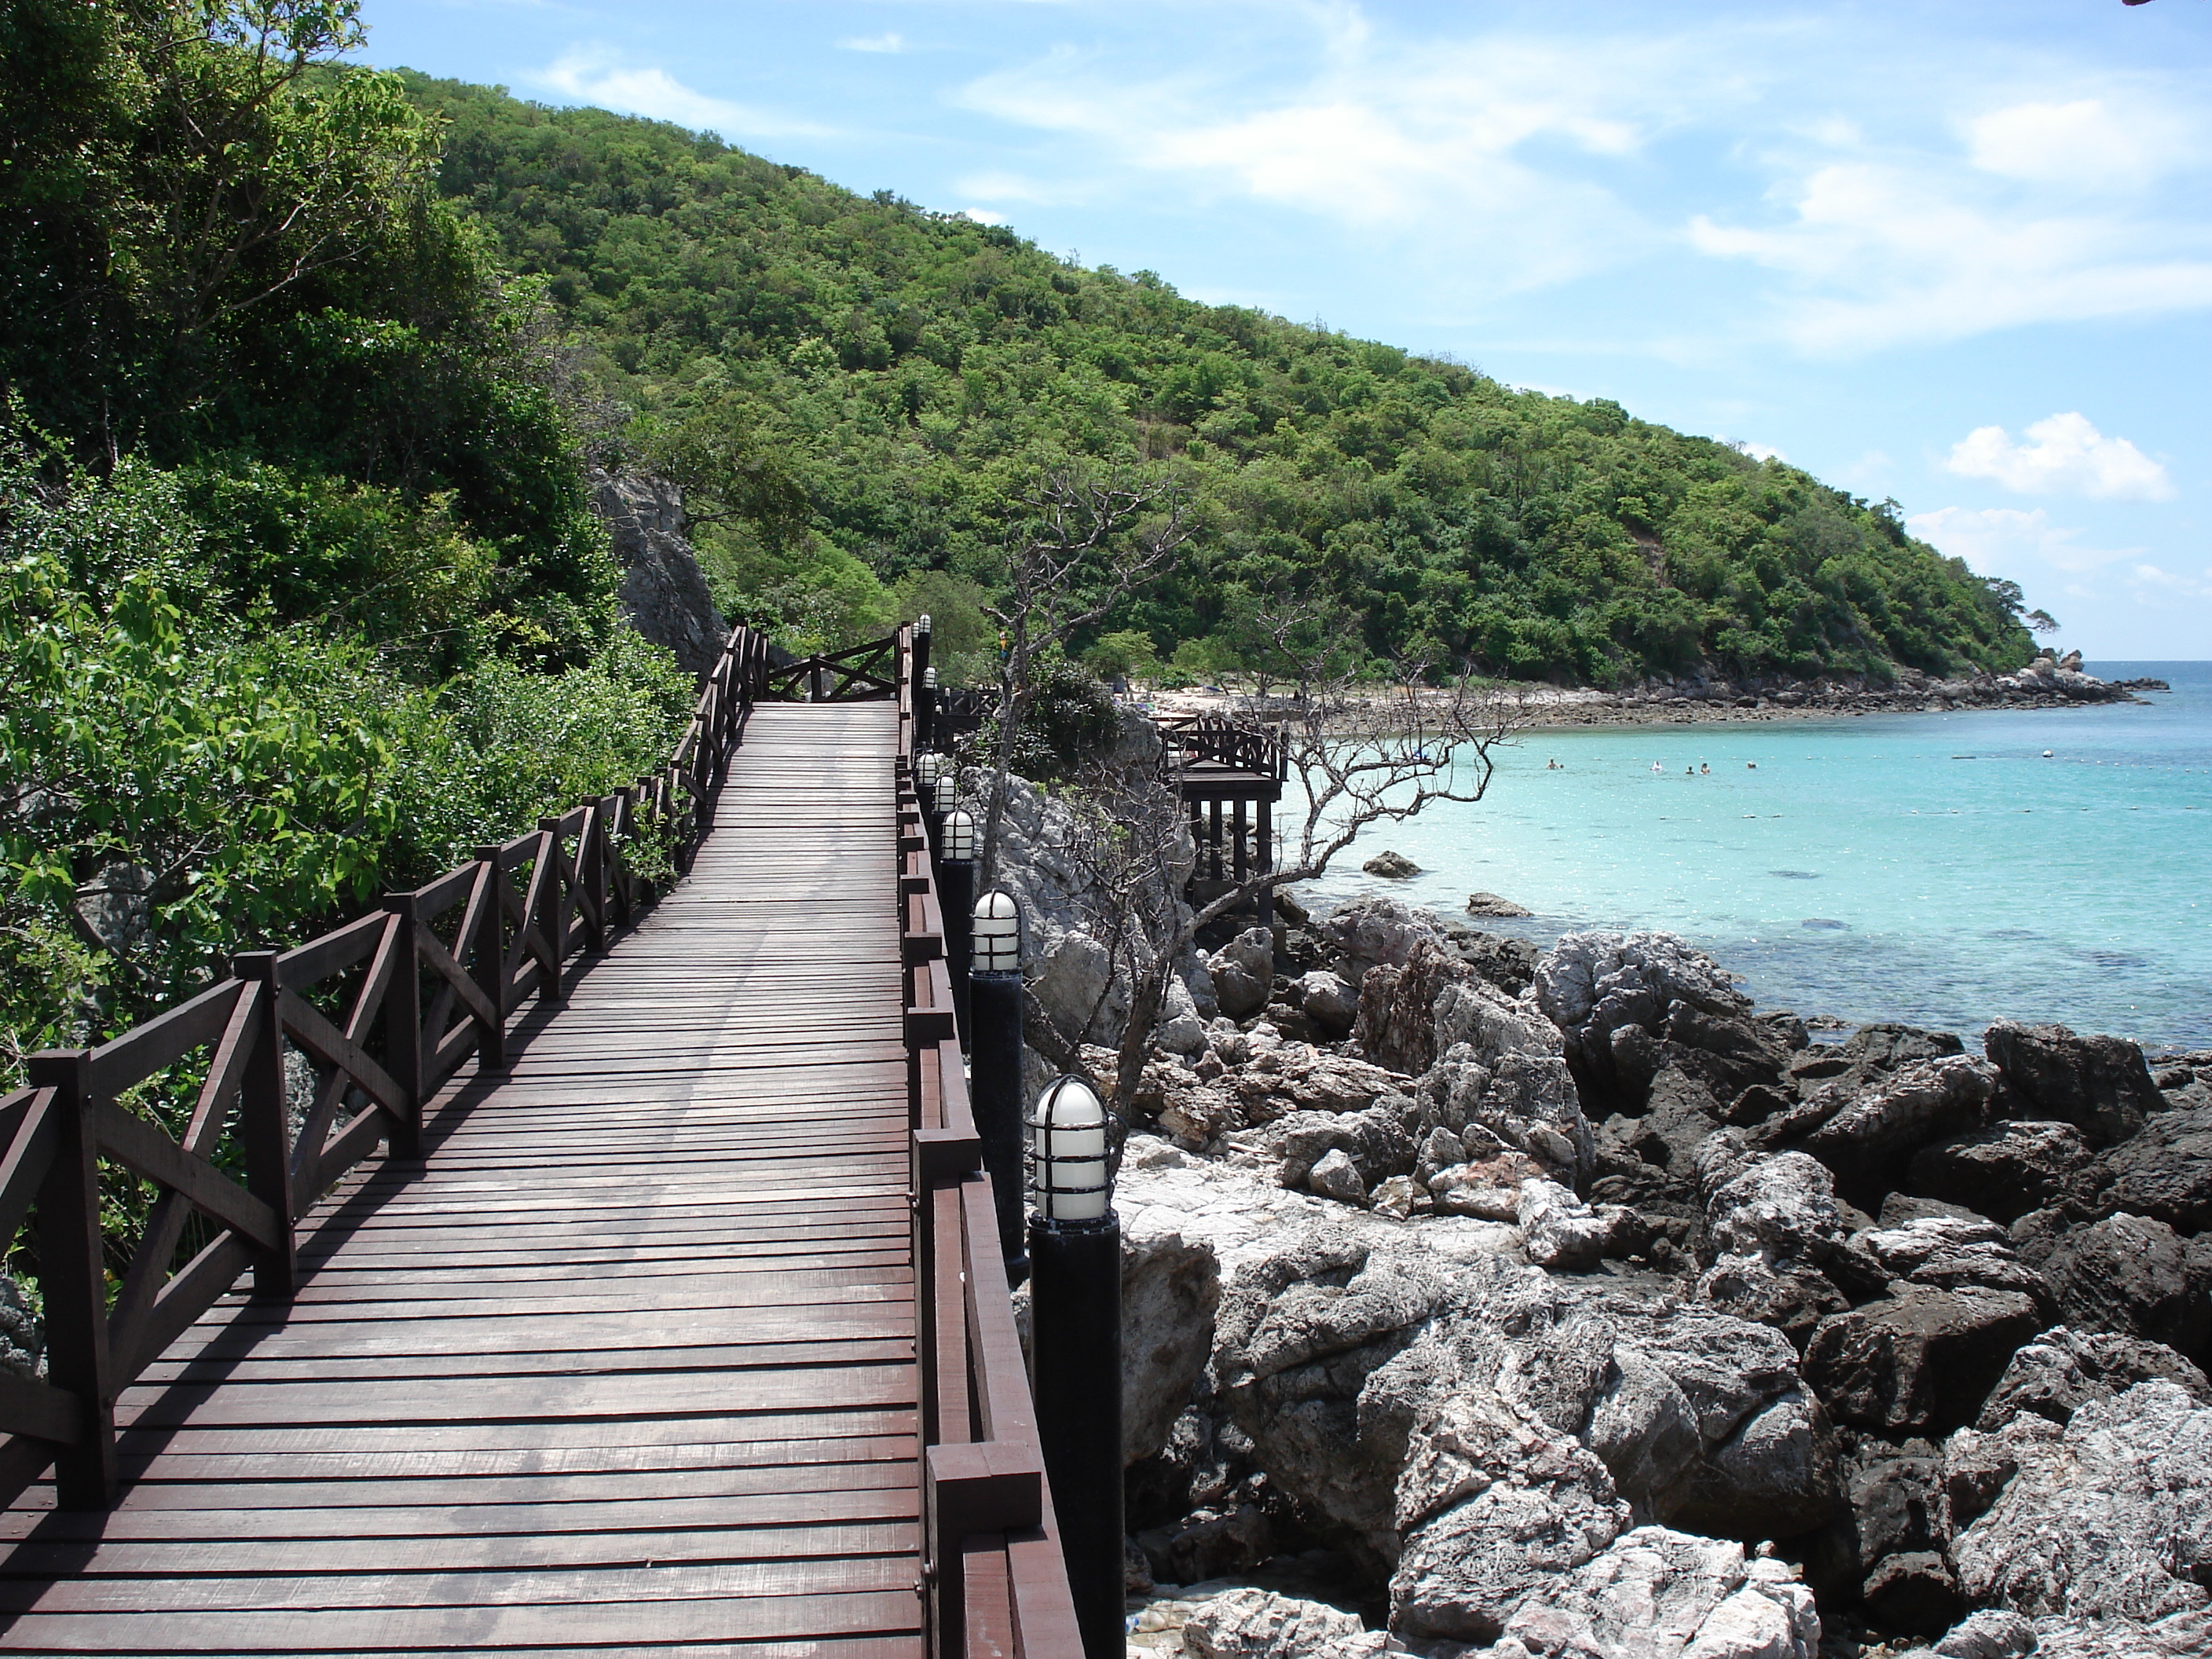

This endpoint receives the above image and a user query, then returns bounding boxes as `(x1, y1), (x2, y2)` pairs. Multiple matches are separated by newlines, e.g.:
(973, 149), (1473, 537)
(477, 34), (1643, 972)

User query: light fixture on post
(913, 752), (943, 841)
(936, 808), (977, 1049)
(1026, 1074), (1121, 1654)
(914, 611), (932, 684)
(967, 889), (1027, 1280)
(917, 663), (938, 747)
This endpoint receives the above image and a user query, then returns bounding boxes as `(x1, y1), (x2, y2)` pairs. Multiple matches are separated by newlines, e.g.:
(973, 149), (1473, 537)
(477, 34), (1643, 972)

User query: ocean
(1298, 661), (2212, 1051)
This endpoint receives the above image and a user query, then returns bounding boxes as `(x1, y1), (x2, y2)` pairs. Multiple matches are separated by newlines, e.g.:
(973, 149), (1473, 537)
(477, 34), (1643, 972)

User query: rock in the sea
(1976, 1324), (2211, 1431)
(1909, 1120), (2093, 1225)
(1491, 1525), (1820, 1659)
(1983, 1019), (2163, 1144)
(1364, 850), (1421, 879)
(2031, 1210), (2212, 1362)
(1950, 1380), (2212, 1625)
(1801, 1286), (2045, 1433)
(591, 470), (723, 676)
(1466, 891), (1533, 918)
(2098, 1105), (2212, 1234)
(1181, 1588), (1389, 1658)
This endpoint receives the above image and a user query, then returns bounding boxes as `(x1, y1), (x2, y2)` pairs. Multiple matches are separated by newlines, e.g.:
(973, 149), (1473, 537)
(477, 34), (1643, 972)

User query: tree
(1049, 613), (1525, 1141)
(976, 470), (1192, 882)
(1082, 629), (1160, 684)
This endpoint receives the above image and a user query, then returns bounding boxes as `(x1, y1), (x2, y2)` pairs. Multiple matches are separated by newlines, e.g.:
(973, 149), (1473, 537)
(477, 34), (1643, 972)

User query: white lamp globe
(1031, 1075), (1108, 1223)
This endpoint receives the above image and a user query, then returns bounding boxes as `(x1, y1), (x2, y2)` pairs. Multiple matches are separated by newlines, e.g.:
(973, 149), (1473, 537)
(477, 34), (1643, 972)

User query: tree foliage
(405, 75), (2036, 686)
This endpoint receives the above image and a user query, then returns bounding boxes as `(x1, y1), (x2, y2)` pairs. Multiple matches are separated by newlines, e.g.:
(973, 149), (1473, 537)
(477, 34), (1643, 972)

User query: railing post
(471, 849), (510, 1071)
(537, 822), (569, 1002)
(229, 953), (299, 1298)
(24, 1048), (115, 1509)
(382, 896), (426, 1159)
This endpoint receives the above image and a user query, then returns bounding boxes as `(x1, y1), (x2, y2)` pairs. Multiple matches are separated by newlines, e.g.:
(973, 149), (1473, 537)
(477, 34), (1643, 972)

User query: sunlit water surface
(1298, 662), (2212, 1049)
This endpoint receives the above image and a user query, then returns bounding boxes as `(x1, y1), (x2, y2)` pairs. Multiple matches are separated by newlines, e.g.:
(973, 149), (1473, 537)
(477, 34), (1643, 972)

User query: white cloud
(1688, 156), (2212, 353)
(1943, 412), (2174, 501)
(2127, 562), (2212, 600)
(531, 47), (828, 137)
(1735, 440), (1788, 463)
(1965, 98), (2193, 190)
(1907, 505), (2138, 577)
(839, 33), (906, 55)
(956, 207), (1008, 225)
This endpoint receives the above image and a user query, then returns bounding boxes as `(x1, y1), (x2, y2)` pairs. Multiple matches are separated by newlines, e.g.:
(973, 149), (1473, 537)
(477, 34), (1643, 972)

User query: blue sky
(356, 0), (2211, 659)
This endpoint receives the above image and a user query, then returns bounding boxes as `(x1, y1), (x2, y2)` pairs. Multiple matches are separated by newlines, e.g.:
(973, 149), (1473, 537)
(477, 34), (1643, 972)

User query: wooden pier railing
(895, 628), (1084, 1659)
(0, 621), (773, 1511)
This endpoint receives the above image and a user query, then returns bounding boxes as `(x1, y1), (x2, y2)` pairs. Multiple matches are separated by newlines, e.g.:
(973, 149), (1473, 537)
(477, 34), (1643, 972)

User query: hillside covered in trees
(407, 73), (2040, 688)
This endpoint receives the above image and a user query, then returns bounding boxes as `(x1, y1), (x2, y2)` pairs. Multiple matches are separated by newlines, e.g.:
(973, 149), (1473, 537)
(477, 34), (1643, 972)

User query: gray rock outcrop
(590, 471), (723, 677)
(1983, 1020), (2163, 1144)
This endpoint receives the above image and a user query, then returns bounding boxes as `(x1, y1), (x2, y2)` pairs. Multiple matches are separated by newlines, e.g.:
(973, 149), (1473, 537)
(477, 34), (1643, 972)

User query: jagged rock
(1797, 1056), (2001, 1191)
(1976, 1324), (2212, 1431)
(1489, 1526), (1819, 1659)
(1122, 1219), (1222, 1464)
(1983, 1020), (2163, 1145)
(1852, 1216), (2049, 1303)
(1942, 1414), (2062, 1533)
(1534, 932), (1752, 1111)
(1603, 1067), (1723, 1176)
(1661, 1002), (1795, 1105)
(1445, 929), (1540, 998)
(1298, 970), (1361, 1036)
(1387, 1392), (1631, 1643)
(2034, 1210), (2212, 1362)
(1863, 1551), (1964, 1637)
(2023, 1610), (2212, 1657)
(1465, 892), (1533, 918)
(1925, 1608), (2035, 1658)
(1430, 1152), (1549, 1220)
(1517, 1178), (1632, 1270)
(1311, 1148), (1371, 1206)
(1212, 928), (1277, 1020)
(1364, 850), (1421, 879)
(1181, 1588), (1390, 1658)
(1950, 1381), (2212, 1624)
(1802, 1287), (2045, 1433)
(1228, 1047), (1405, 1125)
(2099, 1106), (2212, 1234)
(1842, 1023), (1966, 1072)
(1692, 1146), (1885, 1344)
(71, 859), (152, 954)
(1317, 897), (1453, 982)
(1910, 1121), (2094, 1225)
(1138, 1504), (1279, 1589)
(1357, 939), (1472, 1075)
(591, 471), (723, 676)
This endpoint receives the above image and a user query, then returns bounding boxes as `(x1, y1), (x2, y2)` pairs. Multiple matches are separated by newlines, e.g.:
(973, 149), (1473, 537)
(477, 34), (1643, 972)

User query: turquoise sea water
(1301, 662), (2212, 1049)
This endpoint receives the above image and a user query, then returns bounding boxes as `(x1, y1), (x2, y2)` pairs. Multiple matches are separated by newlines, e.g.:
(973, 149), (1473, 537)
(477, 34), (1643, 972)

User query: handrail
(2, 621), (772, 1509)
(895, 624), (1084, 1659)
(1155, 712), (1287, 781)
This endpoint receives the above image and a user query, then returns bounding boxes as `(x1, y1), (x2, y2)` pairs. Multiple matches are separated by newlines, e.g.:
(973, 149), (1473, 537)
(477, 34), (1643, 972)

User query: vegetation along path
(0, 705), (925, 1656)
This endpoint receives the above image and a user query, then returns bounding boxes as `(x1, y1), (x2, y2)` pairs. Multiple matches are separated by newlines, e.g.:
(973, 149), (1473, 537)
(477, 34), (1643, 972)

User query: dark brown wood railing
(1156, 712), (1287, 780)
(895, 627), (1083, 1659)
(0, 622), (774, 1509)
(767, 634), (899, 702)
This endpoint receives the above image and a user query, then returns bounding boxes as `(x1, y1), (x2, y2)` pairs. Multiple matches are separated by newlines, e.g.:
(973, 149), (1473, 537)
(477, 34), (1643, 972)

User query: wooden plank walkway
(0, 704), (922, 1657)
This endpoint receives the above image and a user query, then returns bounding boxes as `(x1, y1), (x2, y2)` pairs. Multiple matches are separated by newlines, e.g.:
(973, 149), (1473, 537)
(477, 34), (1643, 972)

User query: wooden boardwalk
(0, 705), (923, 1656)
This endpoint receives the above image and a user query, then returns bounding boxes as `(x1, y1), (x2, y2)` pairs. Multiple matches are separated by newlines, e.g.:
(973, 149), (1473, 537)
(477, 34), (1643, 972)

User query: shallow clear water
(1301, 661), (2212, 1049)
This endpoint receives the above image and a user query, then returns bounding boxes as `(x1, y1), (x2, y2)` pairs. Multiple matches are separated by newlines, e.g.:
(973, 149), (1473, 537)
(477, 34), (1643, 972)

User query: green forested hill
(406, 73), (2037, 687)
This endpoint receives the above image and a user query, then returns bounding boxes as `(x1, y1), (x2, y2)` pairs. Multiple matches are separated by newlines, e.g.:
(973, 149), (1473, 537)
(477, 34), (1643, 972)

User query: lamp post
(918, 664), (938, 749)
(914, 751), (943, 839)
(969, 889), (1027, 1281)
(914, 612), (932, 683)
(1027, 1075), (1122, 1659)
(937, 808), (976, 1049)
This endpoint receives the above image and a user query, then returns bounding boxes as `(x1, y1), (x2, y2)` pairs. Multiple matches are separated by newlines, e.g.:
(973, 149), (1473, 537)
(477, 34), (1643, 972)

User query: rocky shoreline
(1151, 649), (2166, 731)
(1002, 866), (2212, 1657)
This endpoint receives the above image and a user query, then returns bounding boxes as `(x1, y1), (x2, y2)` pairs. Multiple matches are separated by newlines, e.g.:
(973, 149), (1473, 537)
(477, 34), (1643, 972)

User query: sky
(354, 0), (2212, 660)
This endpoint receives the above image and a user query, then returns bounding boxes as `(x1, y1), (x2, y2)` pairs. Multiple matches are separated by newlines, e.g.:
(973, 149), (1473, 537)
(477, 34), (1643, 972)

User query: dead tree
(975, 470), (1189, 884)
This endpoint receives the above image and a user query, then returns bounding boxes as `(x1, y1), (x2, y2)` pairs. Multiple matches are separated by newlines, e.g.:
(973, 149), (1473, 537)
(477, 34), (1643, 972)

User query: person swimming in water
(1650, 760), (1663, 775)
(1700, 762), (1710, 775)
(1746, 761), (1757, 770)
(1685, 765), (1694, 775)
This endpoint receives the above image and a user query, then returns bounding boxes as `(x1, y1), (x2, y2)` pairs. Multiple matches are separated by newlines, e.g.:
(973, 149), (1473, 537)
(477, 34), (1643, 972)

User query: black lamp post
(969, 888), (1028, 1282)
(937, 808), (976, 1049)
(1027, 1074), (1122, 1659)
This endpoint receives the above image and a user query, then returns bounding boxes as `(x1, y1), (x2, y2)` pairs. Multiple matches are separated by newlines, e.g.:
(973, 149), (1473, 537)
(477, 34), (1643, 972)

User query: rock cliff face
(1059, 897), (2212, 1657)
(589, 471), (723, 677)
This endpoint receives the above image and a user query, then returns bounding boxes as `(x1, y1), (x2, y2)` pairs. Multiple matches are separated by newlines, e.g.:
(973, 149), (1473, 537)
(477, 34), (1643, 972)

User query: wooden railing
(766, 635), (899, 702)
(1157, 712), (1287, 781)
(0, 621), (772, 1509)
(895, 627), (1083, 1659)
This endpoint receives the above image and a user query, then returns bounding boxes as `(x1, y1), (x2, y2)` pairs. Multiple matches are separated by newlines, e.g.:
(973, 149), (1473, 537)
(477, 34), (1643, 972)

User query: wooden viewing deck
(0, 630), (1081, 1657)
